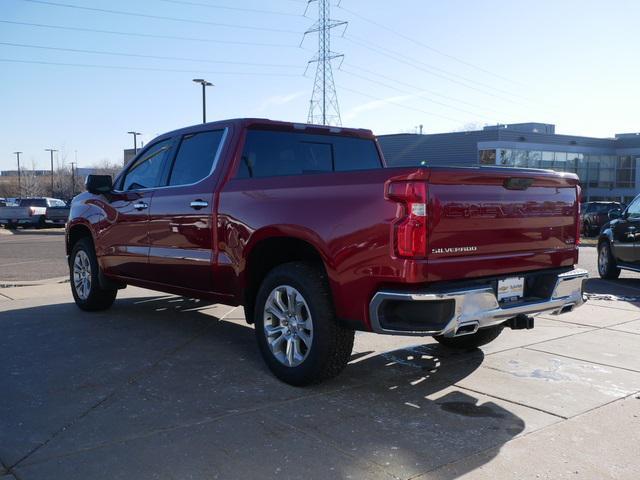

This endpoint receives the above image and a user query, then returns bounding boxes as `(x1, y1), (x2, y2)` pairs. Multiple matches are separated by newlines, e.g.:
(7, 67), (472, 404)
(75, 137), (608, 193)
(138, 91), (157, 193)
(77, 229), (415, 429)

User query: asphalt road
(0, 228), (68, 282)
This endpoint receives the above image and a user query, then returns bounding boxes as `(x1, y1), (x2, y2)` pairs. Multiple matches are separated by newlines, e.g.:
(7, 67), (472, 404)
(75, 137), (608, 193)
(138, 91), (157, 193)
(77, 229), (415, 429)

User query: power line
(0, 58), (305, 77)
(342, 34), (527, 106)
(0, 20), (299, 48)
(17, 0), (302, 34)
(156, 0), (303, 17)
(338, 84), (467, 124)
(338, 67), (497, 123)
(342, 62), (509, 117)
(346, 33), (527, 101)
(337, 3), (526, 87)
(0, 41), (303, 69)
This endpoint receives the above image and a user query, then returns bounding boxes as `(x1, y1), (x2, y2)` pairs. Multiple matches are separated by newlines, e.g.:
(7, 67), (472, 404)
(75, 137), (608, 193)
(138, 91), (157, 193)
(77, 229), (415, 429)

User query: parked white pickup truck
(0, 197), (69, 229)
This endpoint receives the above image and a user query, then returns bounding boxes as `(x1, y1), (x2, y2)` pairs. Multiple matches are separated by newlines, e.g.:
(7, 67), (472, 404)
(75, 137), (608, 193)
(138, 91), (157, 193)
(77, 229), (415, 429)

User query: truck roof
(154, 118), (376, 143)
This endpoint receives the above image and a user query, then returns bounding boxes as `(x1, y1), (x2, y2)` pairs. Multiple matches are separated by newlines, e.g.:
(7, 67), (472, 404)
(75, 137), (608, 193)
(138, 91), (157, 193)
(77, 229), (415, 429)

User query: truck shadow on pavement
(1, 294), (526, 480)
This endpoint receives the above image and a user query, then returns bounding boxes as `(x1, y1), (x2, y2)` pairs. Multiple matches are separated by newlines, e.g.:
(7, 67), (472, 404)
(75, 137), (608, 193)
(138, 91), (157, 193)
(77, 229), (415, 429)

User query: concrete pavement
(1, 277), (640, 479)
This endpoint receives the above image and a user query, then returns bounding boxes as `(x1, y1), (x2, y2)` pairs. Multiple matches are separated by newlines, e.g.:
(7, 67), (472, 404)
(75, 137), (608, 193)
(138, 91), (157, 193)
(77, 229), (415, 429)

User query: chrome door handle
(190, 200), (208, 210)
(133, 202), (148, 211)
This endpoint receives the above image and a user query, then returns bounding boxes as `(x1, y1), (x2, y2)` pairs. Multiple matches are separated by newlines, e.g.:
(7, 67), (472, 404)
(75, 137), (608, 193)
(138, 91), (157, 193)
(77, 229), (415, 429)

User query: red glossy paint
(66, 118), (580, 331)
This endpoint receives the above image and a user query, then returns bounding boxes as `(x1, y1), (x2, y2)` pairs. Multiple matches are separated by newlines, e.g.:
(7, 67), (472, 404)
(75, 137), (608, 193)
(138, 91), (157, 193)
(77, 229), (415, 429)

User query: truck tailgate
(426, 168), (579, 281)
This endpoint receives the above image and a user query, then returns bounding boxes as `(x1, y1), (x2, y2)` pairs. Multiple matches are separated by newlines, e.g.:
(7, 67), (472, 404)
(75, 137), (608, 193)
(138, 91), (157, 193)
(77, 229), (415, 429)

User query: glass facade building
(479, 148), (638, 202)
(378, 123), (640, 204)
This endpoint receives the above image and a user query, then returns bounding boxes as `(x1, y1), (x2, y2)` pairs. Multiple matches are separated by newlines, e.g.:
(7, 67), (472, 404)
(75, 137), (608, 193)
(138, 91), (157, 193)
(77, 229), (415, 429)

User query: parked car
(597, 195), (640, 278)
(66, 118), (588, 385)
(0, 197), (68, 229)
(581, 201), (624, 237)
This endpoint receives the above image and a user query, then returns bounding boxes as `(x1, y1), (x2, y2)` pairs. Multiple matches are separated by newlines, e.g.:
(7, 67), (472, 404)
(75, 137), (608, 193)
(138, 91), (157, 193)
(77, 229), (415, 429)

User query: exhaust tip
(560, 304), (574, 314)
(455, 322), (479, 337)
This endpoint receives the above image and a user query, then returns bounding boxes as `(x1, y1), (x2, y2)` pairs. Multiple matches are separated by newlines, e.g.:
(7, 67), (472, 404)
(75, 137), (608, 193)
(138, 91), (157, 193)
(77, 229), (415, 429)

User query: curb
(0, 276), (69, 289)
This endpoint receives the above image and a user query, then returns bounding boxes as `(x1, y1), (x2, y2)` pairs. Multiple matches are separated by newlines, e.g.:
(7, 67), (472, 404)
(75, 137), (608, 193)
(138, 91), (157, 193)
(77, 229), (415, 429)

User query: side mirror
(85, 175), (113, 194)
(608, 209), (622, 220)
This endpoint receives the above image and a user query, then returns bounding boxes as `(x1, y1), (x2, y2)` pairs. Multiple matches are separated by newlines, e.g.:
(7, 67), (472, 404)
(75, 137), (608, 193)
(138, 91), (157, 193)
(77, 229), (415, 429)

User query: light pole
(45, 148), (57, 197)
(127, 131), (141, 155)
(192, 78), (214, 123)
(70, 161), (76, 198)
(13, 151), (22, 198)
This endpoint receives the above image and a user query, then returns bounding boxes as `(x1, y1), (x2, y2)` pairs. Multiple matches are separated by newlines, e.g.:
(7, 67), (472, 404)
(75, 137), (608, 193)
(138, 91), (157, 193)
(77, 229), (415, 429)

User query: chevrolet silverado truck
(0, 197), (66, 229)
(66, 118), (587, 385)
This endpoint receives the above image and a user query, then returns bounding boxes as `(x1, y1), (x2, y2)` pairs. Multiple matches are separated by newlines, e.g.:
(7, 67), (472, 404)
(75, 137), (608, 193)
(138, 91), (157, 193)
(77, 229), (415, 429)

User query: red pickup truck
(66, 118), (587, 385)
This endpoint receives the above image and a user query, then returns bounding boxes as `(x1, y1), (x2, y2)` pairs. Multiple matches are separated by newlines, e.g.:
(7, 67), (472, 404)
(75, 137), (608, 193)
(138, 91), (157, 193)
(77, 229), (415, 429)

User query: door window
(121, 139), (173, 191)
(168, 130), (225, 186)
(626, 197), (640, 219)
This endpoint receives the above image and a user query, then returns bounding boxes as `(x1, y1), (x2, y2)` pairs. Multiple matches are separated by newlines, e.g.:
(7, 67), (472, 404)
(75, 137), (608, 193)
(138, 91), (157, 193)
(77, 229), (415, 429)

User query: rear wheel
(70, 237), (117, 311)
(598, 241), (621, 279)
(254, 262), (354, 386)
(434, 325), (504, 350)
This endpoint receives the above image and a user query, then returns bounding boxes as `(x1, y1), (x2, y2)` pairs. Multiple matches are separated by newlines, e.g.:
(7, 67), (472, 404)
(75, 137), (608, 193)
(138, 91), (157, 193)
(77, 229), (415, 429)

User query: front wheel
(254, 262), (354, 386)
(598, 241), (621, 279)
(434, 325), (504, 350)
(70, 237), (117, 311)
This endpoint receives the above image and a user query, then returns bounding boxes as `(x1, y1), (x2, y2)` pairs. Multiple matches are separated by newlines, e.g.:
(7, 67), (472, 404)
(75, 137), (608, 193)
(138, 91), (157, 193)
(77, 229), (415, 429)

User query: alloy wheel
(263, 285), (314, 367)
(73, 250), (92, 300)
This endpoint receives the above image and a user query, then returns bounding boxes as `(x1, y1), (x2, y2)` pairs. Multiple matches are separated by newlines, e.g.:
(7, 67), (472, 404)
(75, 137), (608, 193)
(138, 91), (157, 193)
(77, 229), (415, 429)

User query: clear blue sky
(1, 0), (638, 171)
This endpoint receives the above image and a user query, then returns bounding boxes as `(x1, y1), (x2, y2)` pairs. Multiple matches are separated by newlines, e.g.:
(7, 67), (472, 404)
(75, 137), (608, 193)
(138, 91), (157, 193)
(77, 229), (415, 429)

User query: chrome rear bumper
(369, 268), (588, 337)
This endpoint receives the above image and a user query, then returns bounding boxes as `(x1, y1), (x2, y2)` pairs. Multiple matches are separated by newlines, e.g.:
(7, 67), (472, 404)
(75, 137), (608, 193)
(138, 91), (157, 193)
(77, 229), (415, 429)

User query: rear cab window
(235, 130), (382, 179)
(19, 199), (46, 207)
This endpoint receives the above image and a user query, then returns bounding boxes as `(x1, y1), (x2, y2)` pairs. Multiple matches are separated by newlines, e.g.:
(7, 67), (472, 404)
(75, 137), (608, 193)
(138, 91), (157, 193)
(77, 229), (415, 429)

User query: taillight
(575, 185), (581, 245)
(386, 180), (428, 258)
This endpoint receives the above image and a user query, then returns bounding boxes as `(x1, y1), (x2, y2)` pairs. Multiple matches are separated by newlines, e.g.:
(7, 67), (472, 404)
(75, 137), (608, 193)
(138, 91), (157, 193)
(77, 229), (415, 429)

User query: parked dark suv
(582, 201), (624, 237)
(597, 196), (640, 278)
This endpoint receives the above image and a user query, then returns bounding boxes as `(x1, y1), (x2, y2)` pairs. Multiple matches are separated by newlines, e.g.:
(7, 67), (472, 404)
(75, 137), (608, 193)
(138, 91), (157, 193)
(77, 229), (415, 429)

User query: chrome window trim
(113, 127), (229, 193)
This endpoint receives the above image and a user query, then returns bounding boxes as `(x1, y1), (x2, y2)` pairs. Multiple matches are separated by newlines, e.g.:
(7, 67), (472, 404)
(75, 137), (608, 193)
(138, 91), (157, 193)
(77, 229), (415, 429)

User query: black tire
(434, 325), (504, 350)
(598, 241), (621, 280)
(582, 222), (590, 237)
(254, 262), (355, 386)
(70, 237), (117, 311)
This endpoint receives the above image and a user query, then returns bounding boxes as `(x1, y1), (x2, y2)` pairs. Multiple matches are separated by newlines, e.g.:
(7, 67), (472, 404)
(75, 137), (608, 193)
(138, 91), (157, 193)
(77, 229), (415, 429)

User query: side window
(238, 131), (299, 178)
(236, 130), (382, 179)
(169, 130), (225, 186)
(627, 198), (640, 219)
(121, 139), (173, 191)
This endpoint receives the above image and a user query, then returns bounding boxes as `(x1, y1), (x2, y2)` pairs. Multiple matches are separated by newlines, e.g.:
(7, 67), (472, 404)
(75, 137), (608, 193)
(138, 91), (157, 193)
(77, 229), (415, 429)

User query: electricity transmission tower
(303, 0), (347, 126)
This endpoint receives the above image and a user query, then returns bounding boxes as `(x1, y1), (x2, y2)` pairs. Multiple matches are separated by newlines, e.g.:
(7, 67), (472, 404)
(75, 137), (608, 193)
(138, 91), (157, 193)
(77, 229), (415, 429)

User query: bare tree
(92, 159), (122, 180)
(21, 162), (45, 198)
(0, 176), (18, 198)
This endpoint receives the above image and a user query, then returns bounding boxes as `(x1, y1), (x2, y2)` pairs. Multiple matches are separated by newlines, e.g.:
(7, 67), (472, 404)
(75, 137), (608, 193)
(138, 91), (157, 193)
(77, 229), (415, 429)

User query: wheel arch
(66, 222), (95, 256)
(242, 234), (331, 324)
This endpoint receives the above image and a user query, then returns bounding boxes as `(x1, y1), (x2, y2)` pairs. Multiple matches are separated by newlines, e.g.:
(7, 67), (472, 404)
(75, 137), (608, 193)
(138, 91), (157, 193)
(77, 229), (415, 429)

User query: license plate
(497, 277), (524, 301)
